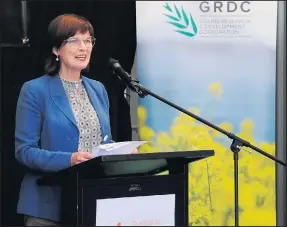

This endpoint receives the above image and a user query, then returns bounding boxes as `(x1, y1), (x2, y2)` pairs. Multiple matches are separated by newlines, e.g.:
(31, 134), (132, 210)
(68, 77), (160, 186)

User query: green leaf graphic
(168, 21), (187, 29)
(174, 4), (181, 19)
(182, 6), (189, 26)
(163, 2), (198, 38)
(175, 30), (196, 37)
(163, 2), (172, 12)
(190, 13), (198, 34)
(163, 13), (180, 21)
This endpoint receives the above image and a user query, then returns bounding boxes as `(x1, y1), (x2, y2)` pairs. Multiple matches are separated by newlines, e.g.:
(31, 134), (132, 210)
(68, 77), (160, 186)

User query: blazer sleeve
(15, 82), (72, 172)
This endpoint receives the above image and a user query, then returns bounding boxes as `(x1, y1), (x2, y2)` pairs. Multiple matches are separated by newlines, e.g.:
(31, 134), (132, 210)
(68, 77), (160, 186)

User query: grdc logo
(163, 1), (251, 38)
(199, 1), (251, 13)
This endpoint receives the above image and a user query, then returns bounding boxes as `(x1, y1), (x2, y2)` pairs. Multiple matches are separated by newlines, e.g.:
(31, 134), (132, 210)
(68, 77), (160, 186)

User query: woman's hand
(131, 148), (138, 154)
(70, 151), (94, 166)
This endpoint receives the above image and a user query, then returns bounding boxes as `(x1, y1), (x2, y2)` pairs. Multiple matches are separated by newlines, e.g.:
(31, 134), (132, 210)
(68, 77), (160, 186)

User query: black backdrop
(0, 0), (136, 225)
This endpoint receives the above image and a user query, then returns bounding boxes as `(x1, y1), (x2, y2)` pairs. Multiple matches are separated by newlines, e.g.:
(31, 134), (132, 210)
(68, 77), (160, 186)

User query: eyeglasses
(63, 36), (96, 49)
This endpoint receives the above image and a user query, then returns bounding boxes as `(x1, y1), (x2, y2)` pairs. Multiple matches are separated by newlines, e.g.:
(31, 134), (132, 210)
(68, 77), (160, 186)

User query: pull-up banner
(136, 1), (278, 226)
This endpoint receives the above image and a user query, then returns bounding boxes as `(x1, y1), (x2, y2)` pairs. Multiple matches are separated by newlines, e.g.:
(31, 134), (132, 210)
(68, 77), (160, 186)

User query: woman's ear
(52, 47), (59, 56)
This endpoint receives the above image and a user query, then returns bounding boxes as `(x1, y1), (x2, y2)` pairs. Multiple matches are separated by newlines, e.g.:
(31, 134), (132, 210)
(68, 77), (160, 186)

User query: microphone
(107, 58), (138, 92)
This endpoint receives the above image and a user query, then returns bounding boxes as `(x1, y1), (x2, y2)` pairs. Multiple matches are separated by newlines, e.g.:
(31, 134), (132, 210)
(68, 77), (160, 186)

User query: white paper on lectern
(92, 141), (147, 157)
(95, 194), (175, 226)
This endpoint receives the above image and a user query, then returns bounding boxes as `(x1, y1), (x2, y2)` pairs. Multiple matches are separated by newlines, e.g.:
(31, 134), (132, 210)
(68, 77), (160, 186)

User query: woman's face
(54, 31), (94, 73)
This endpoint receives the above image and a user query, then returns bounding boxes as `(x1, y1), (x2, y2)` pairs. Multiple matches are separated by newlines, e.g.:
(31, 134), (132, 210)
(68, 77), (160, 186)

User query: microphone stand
(115, 74), (286, 227)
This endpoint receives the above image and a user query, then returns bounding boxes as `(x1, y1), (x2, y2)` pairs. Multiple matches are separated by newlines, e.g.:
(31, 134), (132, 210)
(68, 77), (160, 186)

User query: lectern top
(37, 150), (214, 185)
(97, 149), (214, 162)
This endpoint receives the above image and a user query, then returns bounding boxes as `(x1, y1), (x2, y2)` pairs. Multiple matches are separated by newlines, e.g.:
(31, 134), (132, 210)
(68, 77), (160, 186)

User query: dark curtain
(0, 1), (136, 225)
(0, 0), (22, 43)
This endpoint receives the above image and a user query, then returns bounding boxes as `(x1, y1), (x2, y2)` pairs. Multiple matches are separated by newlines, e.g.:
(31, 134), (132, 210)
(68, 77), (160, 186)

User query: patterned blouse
(60, 77), (102, 153)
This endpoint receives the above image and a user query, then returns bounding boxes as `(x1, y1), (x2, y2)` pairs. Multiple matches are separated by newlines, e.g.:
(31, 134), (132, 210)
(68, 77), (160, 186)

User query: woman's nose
(78, 40), (88, 50)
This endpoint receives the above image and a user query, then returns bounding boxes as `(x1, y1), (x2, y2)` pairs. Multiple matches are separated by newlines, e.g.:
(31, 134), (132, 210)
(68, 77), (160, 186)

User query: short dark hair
(44, 14), (94, 76)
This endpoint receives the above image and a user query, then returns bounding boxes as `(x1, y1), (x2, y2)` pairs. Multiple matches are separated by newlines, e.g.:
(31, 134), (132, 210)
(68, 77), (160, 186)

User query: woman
(15, 14), (112, 226)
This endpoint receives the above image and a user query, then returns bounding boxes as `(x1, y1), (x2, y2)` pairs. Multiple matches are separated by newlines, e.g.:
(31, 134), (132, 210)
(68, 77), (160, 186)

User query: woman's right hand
(70, 152), (94, 166)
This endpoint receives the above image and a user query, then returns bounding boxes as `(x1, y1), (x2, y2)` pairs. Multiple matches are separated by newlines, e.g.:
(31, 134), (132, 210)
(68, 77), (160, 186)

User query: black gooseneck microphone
(107, 58), (139, 92)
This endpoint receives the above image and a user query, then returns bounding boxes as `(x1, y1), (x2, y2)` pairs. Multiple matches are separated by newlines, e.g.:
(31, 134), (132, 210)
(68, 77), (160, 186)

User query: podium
(37, 150), (214, 226)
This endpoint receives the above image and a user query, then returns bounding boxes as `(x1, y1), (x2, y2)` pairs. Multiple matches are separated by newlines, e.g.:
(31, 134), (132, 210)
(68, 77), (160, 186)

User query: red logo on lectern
(116, 222), (121, 226)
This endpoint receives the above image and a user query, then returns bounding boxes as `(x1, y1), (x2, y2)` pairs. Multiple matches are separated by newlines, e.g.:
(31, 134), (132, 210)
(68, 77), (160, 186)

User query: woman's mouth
(75, 54), (87, 61)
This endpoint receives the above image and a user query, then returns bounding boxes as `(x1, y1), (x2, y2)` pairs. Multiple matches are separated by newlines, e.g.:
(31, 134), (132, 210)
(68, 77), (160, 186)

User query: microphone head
(107, 58), (120, 69)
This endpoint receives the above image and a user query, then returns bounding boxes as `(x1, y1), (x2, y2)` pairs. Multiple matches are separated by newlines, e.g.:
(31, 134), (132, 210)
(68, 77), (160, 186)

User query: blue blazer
(15, 74), (112, 222)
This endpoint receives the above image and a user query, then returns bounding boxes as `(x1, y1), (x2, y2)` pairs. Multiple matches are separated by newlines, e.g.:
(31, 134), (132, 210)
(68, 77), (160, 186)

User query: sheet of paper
(95, 194), (175, 226)
(92, 141), (147, 157)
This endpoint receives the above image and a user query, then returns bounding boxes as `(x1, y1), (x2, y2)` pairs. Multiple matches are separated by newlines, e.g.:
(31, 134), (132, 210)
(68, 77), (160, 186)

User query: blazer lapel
(49, 75), (78, 128)
(82, 76), (106, 138)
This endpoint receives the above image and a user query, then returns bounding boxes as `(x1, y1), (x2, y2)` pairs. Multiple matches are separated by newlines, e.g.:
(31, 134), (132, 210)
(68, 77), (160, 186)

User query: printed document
(92, 141), (147, 157)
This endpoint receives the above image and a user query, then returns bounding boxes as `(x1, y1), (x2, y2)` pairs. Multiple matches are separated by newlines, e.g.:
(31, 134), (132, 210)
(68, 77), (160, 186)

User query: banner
(136, 1), (277, 226)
